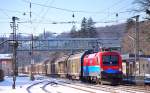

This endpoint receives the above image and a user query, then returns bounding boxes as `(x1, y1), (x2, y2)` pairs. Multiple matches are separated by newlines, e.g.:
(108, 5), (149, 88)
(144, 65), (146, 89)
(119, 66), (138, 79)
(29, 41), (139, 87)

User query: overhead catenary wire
(38, 0), (55, 21)
(107, 0), (128, 10)
(0, 7), (29, 13)
(22, 0), (135, 15)
(20, 0), (138, 28)
(102, 0), (127, 18)
(0, 7), (39, 17)
(29, 0), (32, 22)
(0, 8), (10, 18)
(18, 19), (127, 24)
(0, 21), (10, 23)
(21, 0), (129, 32)
(0, 6), (137, 18)
(0, 0), (145, 36)
(0, 0), (142, 20)
(32, 0), (51, 22)
(34, 0), (55, 31)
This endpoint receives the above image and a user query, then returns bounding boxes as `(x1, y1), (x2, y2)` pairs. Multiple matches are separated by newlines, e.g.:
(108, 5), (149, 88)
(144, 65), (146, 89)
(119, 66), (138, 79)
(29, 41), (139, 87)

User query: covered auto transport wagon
(67, 53), (84, 80)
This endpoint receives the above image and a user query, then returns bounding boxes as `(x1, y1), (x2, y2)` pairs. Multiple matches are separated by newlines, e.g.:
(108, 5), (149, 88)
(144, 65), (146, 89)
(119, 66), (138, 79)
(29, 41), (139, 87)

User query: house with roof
(0, 54), (13, 76)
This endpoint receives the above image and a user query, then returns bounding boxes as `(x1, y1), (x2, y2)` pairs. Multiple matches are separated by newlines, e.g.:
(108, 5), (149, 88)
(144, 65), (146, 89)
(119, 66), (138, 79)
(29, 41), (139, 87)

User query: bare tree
(134, 0), (150, 16)
(126, 18), (135, 31)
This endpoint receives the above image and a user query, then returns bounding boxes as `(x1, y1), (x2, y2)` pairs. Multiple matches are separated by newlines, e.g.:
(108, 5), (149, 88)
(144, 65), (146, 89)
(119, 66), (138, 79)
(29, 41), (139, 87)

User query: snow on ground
(0, 75), (128, 93)
(0, 75), (47, 93)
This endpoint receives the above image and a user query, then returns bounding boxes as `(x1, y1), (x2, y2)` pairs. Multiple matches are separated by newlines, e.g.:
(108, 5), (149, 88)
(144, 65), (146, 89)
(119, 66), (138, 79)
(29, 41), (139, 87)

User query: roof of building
(122, 54), (150, 61)
(0, 54), (12, 60)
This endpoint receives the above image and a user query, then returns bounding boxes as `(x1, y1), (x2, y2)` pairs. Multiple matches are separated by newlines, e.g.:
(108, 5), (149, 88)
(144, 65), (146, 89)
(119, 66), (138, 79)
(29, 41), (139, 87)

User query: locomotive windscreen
(102, 55), (118, 65)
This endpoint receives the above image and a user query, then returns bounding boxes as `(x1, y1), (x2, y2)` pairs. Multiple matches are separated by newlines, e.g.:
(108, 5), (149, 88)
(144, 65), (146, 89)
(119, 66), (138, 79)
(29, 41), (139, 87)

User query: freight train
(19, 49), (123, 84)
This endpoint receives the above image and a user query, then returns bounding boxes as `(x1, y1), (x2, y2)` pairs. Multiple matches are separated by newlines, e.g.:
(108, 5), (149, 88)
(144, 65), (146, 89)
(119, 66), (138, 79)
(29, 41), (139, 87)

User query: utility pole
(133, 15), (140, 75)
(29, 0), (32, 23)
(10, 16), (19, 89)
(29, 0), (34, 80)
(131, 15), (140, 76)
(135, 15), (140, 75)
(131, 15), (144, 85)
(30, 34), (35, 80)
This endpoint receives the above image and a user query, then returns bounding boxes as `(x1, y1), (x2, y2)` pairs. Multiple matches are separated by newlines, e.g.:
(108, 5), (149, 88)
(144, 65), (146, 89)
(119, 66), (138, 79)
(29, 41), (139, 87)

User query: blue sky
(0, 0), (143, 35)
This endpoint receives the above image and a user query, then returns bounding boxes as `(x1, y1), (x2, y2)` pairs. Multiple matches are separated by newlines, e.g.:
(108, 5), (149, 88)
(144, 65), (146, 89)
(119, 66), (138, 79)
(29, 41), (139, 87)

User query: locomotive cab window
(102, 55), (118, 65)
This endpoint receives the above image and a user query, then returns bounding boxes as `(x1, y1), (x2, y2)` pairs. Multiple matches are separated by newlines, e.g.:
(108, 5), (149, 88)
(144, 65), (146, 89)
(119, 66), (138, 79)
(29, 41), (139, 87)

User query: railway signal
(10, 16), (19, 89)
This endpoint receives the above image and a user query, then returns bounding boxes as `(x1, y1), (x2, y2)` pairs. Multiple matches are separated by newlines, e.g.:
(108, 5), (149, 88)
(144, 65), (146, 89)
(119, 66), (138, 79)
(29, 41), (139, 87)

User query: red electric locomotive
(98, 51), (122, 84)
(82, 48), (123, 84)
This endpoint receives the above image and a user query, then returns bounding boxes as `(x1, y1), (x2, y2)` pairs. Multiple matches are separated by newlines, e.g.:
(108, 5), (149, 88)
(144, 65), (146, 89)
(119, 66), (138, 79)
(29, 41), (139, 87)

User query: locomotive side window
(102, 55), (118, 65)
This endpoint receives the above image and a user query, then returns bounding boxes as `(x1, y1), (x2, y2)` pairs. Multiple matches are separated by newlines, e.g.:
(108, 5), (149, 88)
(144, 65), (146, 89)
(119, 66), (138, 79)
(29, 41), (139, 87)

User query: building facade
(122, 54), (150, 77)
(0, 54), (13, 76)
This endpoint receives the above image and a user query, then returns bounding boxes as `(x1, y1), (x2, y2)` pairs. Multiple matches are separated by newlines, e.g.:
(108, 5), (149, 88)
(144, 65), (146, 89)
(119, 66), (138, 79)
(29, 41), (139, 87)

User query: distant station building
(0, 54), (13, 76)
(122, 54), (150, 77)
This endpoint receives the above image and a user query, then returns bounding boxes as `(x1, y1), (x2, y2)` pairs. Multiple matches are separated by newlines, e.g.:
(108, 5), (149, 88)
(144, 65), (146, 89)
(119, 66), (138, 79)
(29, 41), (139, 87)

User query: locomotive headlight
(119, 68), (122, 71)
(101, 68), (103, 71)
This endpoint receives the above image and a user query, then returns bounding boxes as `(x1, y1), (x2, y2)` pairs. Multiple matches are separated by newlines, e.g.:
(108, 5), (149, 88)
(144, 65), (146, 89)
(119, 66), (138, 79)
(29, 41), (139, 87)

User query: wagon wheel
(100, 80), (103, 85)
(96, 78), (100, 84)
(100, 75), (103, 85)
(95, 77), (98, 84)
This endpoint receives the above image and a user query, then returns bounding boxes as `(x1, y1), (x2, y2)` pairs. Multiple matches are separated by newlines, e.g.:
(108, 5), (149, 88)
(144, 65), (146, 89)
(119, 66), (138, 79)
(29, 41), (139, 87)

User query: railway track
(58, 80), (113, 93)
(26, 80), (97, 93)
(26, 77), (150, 93)
(57, 82), (96, 93)
(81, 83), (150, 93)
(111, 85), (150, 93)
(57, 79), (150, 93)
(44, 81), (96, 93)
(26, 80), (48, 93)
(41, 81), (57, 93)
